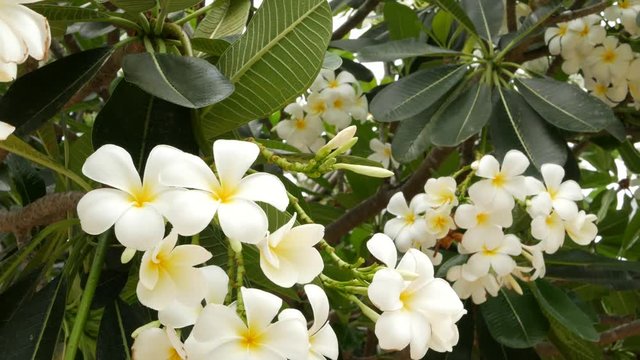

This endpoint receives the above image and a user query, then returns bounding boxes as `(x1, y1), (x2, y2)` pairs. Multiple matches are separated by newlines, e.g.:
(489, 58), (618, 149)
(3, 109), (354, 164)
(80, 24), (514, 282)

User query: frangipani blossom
(274, 103), (325, 153)
(136, 230), (212, 311)
(350, 88), (369, 122)
(567, 15), (606, 49)
(528, 163), (583, 220)
(384, 192), (429, 252)
(468, 150), (532, 209)
(446, 265), (500, 304)
(0, 122), (15, 140)
(323, 92), (355, 130)
(521, 244), (547, 280)
(311, 69), (357, 97)
(160, 140), (289, 245)
(77, 145), (184, 251)
(584, 76), (628, 107)
(367, 138), (398, 169)
(564, 211), (598, 245)
(530, 211), (566, 254)
(545, 22), (577, 55)
(605, 0), (640, 35)
(585, 37), (633, 82)
(455, 195), (512, 249)
(423, 177), (458, 208)
(132, 326), (185, 360)
(279, 285), (339, 360)
(257, 213), (324, 288)
(460, 234), (522, 281)
(424, 206), (456, 239)
(185, 287), (309, 360)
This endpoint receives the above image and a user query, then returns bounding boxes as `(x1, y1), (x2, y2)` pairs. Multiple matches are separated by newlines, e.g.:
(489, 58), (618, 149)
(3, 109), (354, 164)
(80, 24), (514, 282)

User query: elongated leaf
(480, 288), (549, 349)
(96, 300), (154, 360)
(461, 0), (503, 41)
(123, 53), (234, 109)
(491, 88), (567, 170)
(478, 310), (542, 360)
(0, 277), (66, 360)
(191, 38), (232, 57)
(93, 81), (198, 171)
(499, 1), (561, 52)
(358, 39), (459, 62)
(384, 1), (422, 40)
(619, 140), (640, 173)
(430, 0), (477, 36)
(166, 0), (201, 12)
(547, 312), (603, 360)
(200, 0), (332, 138)
(530, 280), (599, 342)
(370, 64), (467, 122)
(194, 0), (251, 39)
(391, 103), (442, 163)
(0, 47), (112, 135)
(430, 81), (492, 146)
(111, 0), (155, 12)
(516, 78), (623, 136)
(28, 5), (110, 22)
(545, 250), (640, 289)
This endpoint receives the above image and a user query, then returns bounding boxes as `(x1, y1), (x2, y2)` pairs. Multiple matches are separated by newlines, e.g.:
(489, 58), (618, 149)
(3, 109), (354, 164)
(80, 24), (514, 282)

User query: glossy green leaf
(383, 1), (422, 40)
(621, 211), (640, 256)
(96, 300), (154, 360)
(430, 0), (477, 37)
(357, 39), (459, 62)
(28, 5), (110, 22)
(619, 140), (640, 173)
(370, 64), (467, 122)
(391, 102), (444, 163)
(111, 0), (155, 12)
(461, 0), (503, 41)
(516, 78), (624, 136)
(123, 52), (234, 109)
(430, 81), (492, 146)
(165, 0), (202, 12)
(191, 38), (232, 58)
(545, 250), (640, 289)
(530, 280), (599, 341)
(194, 0), (251, 39)
(480, 288), (549, 349)
(93, 81), (198, 171)
(547, 312), (603, 360)
(491, 88), (567, 170)
(200, 0), (332, 138)
(0, 47), (112, 135)
(477, 310), (542, 360)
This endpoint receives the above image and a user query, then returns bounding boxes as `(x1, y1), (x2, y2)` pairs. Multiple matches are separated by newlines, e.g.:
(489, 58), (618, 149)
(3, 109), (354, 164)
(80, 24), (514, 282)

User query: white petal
(235, 173), (289, 211)
(375, 310), (412, 351)
(262, 318), (309, 359)
(553, 198), (579, 220)
(490, 255), (517, 276)
(217, 199), (268, 244)
(462, 254), (491, 281)
(468, 180), (497, 207)
(305, 284), (330, 335)
(158, 301), (202, 328)
(454, 204), (478, 229)
(0, 62), (17, 83)
(311, 323), (339, 360)
(82, 144), (142, 193)
(0, 15), (27, 63)
(136, 269), (176, 310)
(501, 150), (529, 176)
(557, 180), (584, 201)
(541, 163), (565, 189)
(114, 205), (165, 251)
(171, 266), (208, 306)
(201, 265), (229, 304)
(213, 140), (259, 187)
(170, 244), (212, 267)
(387, 192), (411, 217)
(159, 189), (218, 236)
(132, 327), (179, 360)
(77, 188), (132, 235)
(1, 6), (49, 60)
(476, 155), (500, 179)
(384, 218), (406, 240)
(242, 287), (282, 332)
(190, 303), (244, 343)
(160, 152), (219, 191)
(409, 314), (431, 360)
(368, 268), (404, 311)
(143, 145), (185, 189)
(366, 233), (398, 268)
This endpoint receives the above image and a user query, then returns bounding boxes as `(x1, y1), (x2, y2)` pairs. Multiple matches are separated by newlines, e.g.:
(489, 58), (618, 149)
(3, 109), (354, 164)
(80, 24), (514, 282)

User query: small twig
(331, 0), (381, 40)
(506, 0), (517, 32)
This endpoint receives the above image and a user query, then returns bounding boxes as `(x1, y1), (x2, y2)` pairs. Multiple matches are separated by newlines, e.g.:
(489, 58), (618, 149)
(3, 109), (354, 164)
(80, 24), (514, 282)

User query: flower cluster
(544, 2), (640, 107)
(274, 69), (368, 153)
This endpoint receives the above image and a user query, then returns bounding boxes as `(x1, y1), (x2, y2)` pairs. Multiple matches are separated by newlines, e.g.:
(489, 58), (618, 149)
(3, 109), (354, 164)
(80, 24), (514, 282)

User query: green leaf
(123, 53), (234, 109)
(621, 210), (640, 256)
(461, 0), (504, 41)
(0, 277), (66, 360)
(430, 0), (478, 37)
(391, 103), (442, 163)
(357, 39), (459, 62)
(383, 1), (422, 40)
(516, 78), (624, 136)
(477, 309), (542, 360)
(430, 81), (492, 146)
(28, 5), (110, 22)
(480, 288), (549, 349)
(370, 64), (467, 122)
(491, 88), (567, 170)
(191, 38), (232, 57)
(111, 0), (155, 12)
(619, 140), (640, 173)
(499, 1), (562, 51)
(547, 312), (603, 360)
(0, 47), (112, 135)
(93, 81), (198, 171)
(96, 300), (154, 360)
(165, 0), (202, 12)
(194, 0), (251, 39)
(200, 0), (332, 138)
(530, 280), (599, 342)
(68, 132), (93, 179)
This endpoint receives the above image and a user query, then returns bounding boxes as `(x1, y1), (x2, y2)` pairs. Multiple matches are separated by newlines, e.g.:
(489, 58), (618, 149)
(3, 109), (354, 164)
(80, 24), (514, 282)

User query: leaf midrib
(500, 288), (531, 345)
(455, 83), (483, 142)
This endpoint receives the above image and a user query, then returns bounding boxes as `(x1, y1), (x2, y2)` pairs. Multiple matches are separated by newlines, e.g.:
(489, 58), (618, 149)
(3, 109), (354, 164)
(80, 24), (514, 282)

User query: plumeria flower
(410, 232), (442, 265)
(366, 234), (466, 359)
(459, 234), (522, 281)
(424, 206), (456, 239)
(184, 287), (309, 360)
(528, 163), (584, 220)
(136, 230), (212, 311)
(0, 122), (15, 140)
(545, 22), (577, 55)
(585, 37), (633, 83)
(422, 177), (458, 208)
(605, 0), (640, 36)
(279, 285), (339, 360)
(160, 140), (288, 246)
(564, 210), (598, 245)
(521, 244), (546, 280)
(454, 193), (512, 249)
(530, 211), (566, 254)
(274, 103), (325, 153)
(560, 43), (594, 75)
(367, 138), (398, 169)
(468, 150), (532, 209)
(77, 145), (184, 251)
(0, 0), (50, 82)
(311, 69), (357, 98)
(257, 213), (324, 288)
(323, 92), (355, 130)
(350, 88), (369, 122)
(446, 265), (500, 304)
(132, 326), (185, 360)
(567, 15), (606, 49)
(384, 192), (429, 252)
(304, 92), (330, 121)
(584, 76), (628, 107)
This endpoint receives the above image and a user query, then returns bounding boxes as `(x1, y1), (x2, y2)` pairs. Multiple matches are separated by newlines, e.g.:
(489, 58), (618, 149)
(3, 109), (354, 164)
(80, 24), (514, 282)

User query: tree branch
(332, 0), (381, 40)
(506, 0), (517, 32)
(324, 147), (454, 244)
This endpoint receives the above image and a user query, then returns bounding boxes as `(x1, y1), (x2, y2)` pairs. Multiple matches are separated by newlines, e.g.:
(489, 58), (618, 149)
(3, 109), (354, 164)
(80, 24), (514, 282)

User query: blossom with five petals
(422, 177), (458, 208)
(132, 326), (185, 360)
(367, 138), (398, 169)
(459, 234), (522, 281)
(528, 163), (584, 220)
(454, 193), (513, 249)
(274, 103), (325, 153)
(564, 211), (598, 245)
(445, 265), (500, 305)
(311, 69), (357, 97)
(384, 192), (429, 252)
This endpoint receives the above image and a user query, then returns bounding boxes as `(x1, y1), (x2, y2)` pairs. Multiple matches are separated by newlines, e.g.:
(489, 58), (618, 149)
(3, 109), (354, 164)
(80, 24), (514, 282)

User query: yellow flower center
(130, 185), (155, 207)
(328, 79), (340, 88)
(383, 147), (392, 157)
(579, 25), (590, 37)
(602, 49), (617, 63)
(492, 172), (506, 187)
(168, 348), (182, 360)
(240, 328), (263, 350)
(482, 245), (498, 256)
(311, 101), (326, 114)
(212, 185), (236, 203)
(405, 213), (416, 225)
(476, 212), (489, 225)
(333, 98), (344, 109)
(594, 83), (607, 95)
(545, 215), (556, 226)
(399, 290), (414, 309)
(431, 215), (448, 230)
(548, 188), (558, 200)
(620, 0), (630, 9)
(294, 118), (307, 130)
(558, 24), (568, 36)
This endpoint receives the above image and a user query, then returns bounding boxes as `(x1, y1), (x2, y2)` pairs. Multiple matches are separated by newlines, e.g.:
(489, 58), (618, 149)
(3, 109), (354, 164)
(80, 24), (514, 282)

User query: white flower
(132, 326), (185, 360)
(274, 103), (325, 153)
(545, 22), (577, 55)
(604, 1), (640, 36)
(185, 287), (309, 360)
(585, 37), (633, 82)
(468, 150), (532, 209)
(530, 211), (566, 254)
(279, 285), (339, 360)
(384, 192), (429, 252)
(424, 206), (456, 239)
(423, 177), (458, 208)
(160, 140), (289, 245)
(323, 92), (355, 130)
(319, 125), (357, 154)
(567, 15), (606, 49)
(528, 163), (584, 220)
(564, 211), (598, 245)
(366, 234), (466, 358)
(311, 69), (357, 98)
(367, 138), (398, 169)
(0, 122), (15, 140)
(136, 230), (212, 311)
(0, 0), (50, 82)
(561, 42), (595, 75)
(584, 76), (628, 106)
(77, 145), (184, 251)
(460, 234), (522, 281)
(521, 244), (546, 280)
(350, 88), (369, 122)
(257, 213), (324, 288)
(304, 92), (330, 121)
(446, 265), (500, 304)
(454, 194), (512, 249)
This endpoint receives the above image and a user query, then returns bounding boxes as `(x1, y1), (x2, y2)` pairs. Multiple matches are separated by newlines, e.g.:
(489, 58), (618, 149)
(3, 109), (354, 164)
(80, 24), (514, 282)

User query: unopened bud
(317, 126), (357, 157)
(333, 163), (394, 178)
(121, 247), (137, 264)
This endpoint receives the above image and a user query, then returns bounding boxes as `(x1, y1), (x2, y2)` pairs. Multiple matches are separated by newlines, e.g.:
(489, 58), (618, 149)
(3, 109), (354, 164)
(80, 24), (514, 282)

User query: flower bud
(333, 163), (394, 178)
(317, 125), (357, 157)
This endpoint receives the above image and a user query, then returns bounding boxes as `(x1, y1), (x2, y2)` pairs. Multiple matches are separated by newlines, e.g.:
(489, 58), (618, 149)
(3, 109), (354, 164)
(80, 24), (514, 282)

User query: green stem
(163, 23), (193, 56)
(143, 36), (156, 53)
(64, 232), (110, 360)
(348, 295), (380, 322)
(137, 13), (151, 34)
(175, 2), (216, 25)
(114, 36), (140, 49)
(235, 249), (246, 319)
(225, 245), (236, 305)
(154, 0), (170, 35)
(107, 16), (144, 32)
(287, 192), (314, 224)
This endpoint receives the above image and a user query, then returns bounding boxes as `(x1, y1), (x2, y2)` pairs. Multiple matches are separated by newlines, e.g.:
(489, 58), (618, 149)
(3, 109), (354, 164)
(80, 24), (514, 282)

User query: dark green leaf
(111, 0), (155, 12)
(530, 280), (599, 342)
(357, 39), (459, 62)
(123, 53), (234, 109)
(340, 57), (374, 82)
(619, 140), (640, 173)
(191, 38), (232, 57)
(480, 288), (549, 349)
(7, 155), (46, 205)
(93, 81), (198, 171)
(547, 312), (603, 360)
(165, 0), (201, 12)
(516, 78), (623, 135)
(477, 309), (541, 360)
(194, 0), (251, 39)
(96, 300), (154, 360)
(430, 0), (478, 37)
(461, 0), (504, 41)
(545, 250), (640, 289)
(490, 88), (567, 170)
(0, 47), (112, 135)
(391, 102), (442, 163)
(383, 1), (422, 40)
(621, 211), (640, 256)
(370, 64), (467, 122)
(430, 81), (492, 146)
(28, 5), (110, 22)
